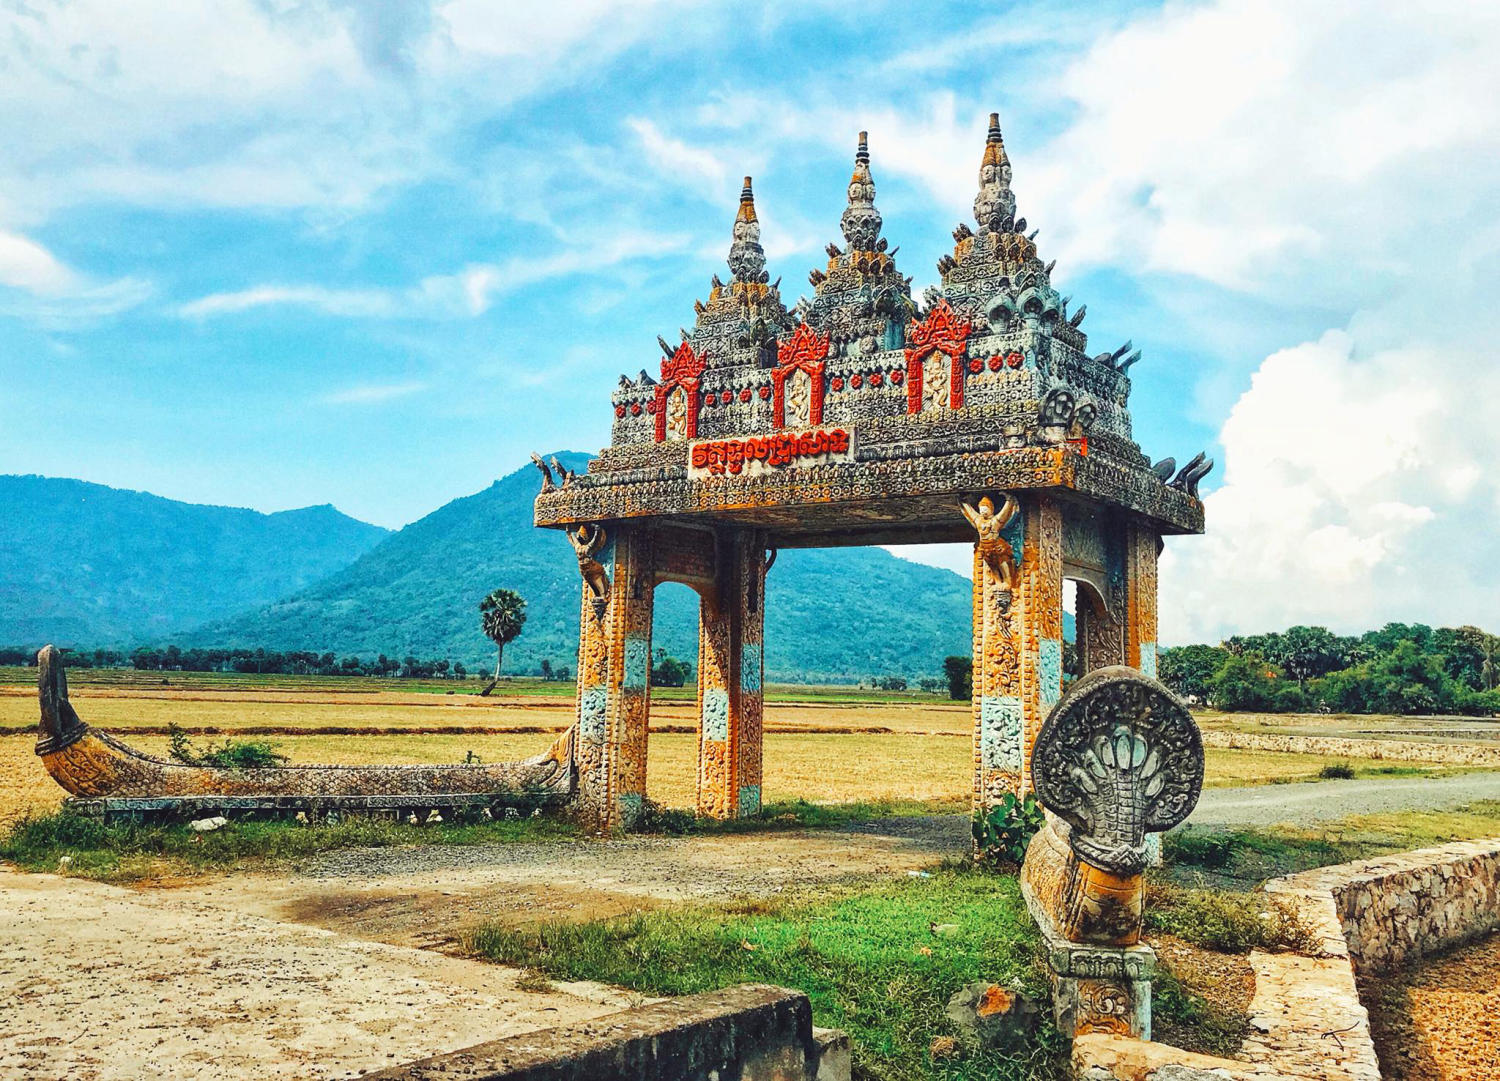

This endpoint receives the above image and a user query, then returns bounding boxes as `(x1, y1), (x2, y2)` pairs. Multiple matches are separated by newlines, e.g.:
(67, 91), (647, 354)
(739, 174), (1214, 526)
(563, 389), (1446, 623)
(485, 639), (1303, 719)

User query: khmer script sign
(688, 427), (855, 478)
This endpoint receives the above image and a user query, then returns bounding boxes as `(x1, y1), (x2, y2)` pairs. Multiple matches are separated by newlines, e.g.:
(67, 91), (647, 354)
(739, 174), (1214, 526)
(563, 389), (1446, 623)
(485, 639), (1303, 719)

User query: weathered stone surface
(359, 984), (848, 1081)
(944, 980), (1038, 1048)
(1073, 839), (1500, 1080)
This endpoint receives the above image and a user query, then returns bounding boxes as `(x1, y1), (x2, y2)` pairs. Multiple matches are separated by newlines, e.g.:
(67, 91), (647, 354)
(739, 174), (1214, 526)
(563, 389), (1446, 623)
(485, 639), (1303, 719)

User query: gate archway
(535, 121), (1205, 831)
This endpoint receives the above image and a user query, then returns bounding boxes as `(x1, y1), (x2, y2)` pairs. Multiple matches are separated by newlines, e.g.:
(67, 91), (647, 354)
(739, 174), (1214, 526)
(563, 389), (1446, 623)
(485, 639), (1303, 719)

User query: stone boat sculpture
(34, 645), (576, 819)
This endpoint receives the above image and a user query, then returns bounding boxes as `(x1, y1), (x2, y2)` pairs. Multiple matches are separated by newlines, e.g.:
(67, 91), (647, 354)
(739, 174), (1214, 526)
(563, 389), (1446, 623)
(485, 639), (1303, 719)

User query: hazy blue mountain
(185, 453), (981, 682)
(0, 475), (389, 646)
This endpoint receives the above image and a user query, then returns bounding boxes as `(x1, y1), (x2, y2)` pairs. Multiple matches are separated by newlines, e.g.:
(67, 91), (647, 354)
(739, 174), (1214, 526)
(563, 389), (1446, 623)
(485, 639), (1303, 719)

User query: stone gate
(534, 116), (1208, 832)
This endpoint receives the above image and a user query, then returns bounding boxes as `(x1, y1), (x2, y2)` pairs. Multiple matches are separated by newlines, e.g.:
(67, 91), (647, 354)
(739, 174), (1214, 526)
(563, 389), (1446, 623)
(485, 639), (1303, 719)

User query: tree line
(1160, 622), (1500, 716)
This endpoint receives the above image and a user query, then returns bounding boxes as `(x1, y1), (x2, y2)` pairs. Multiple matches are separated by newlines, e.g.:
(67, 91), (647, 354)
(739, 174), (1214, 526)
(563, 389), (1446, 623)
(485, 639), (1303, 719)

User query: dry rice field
(0, 684), (1472, 824)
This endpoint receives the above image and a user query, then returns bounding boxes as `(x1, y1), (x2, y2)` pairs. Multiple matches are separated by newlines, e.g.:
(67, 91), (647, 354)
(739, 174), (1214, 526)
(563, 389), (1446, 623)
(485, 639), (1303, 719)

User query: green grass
(0, 810), (579, 881)
(1146, 881), (1317, 954)
(465, 869), (1065, 1081)
(1164, 800), (1500, 883)
(1150, 968), (1247, 1058)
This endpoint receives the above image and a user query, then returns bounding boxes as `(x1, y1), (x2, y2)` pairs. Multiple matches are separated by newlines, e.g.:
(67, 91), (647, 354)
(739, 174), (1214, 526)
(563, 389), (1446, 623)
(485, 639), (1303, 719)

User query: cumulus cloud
(1086, 1), (1500, 640)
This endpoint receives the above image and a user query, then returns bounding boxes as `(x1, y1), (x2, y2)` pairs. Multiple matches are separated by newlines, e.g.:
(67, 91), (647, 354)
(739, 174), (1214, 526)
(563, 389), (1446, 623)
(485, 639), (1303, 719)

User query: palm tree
(478, 588), (527, 697)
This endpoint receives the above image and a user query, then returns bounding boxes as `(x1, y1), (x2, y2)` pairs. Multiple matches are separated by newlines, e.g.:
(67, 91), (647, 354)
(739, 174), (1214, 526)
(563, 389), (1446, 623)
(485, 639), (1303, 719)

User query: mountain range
(0, 475), (388, 645)
(4, 458), (982, 681)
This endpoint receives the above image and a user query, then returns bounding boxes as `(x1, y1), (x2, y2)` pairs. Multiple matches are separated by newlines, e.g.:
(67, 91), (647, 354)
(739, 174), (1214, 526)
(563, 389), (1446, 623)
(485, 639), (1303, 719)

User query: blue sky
(2, 0), (1496, 642)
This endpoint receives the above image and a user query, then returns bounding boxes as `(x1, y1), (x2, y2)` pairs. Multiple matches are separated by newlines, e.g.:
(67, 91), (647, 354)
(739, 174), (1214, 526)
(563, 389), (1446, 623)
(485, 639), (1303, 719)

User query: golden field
(0, 682), (1470, 824)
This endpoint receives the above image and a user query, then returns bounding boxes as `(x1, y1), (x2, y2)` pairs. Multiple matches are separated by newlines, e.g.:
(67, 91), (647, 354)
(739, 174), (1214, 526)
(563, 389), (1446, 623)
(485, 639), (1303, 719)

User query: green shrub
(166, 722), (287, 769)
(973, 792), (1045, 866)
(634, 798), (697, 835)
(1317, 761), (1356, 780)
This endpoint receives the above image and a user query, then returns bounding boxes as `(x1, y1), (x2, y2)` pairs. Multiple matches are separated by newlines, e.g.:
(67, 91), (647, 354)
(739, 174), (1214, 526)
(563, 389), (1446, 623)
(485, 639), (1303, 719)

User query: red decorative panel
(772, 323), (830, 429)
(654, 342), (705, 442)
(903, 298), (972, 413)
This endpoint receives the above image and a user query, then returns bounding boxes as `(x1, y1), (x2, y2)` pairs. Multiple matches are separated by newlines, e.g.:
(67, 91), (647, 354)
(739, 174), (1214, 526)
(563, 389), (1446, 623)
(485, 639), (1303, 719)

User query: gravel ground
(1187, 771), (1500, 828)
(0, 869), (637, 1081)
(1362, 931), (1500, 1080)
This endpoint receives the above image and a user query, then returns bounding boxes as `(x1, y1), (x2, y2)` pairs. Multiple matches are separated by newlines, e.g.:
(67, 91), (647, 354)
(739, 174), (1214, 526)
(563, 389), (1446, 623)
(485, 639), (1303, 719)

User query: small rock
(189, 816), (228, 832)
(57, 855), (72, 869)
(945, 980), (1037, 1049)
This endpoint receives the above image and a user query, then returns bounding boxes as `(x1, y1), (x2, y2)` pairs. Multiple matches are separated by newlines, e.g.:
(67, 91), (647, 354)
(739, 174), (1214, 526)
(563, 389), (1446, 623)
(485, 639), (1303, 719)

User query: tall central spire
(840, 131), (883, 251)
(973, 112), (1016, 234)
(727, 176), (768, 283)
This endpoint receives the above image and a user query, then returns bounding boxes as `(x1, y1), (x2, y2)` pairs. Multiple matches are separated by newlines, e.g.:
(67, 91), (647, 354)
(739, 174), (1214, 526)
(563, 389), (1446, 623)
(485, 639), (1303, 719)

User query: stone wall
(361, 984), (849, 1081)
(1073, 836), (1500, 1080)
(1267, 838), (1500, 976)
(1201, 729), (1500, 768)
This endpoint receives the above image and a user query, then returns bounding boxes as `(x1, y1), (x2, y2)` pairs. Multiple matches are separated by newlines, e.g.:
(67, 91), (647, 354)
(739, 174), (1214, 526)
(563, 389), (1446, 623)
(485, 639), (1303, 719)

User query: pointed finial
(973, 111), (1016, 233)
(736, 176), (757, 223)
(727, 175), (766, 283)
(841, 130), (882, 250)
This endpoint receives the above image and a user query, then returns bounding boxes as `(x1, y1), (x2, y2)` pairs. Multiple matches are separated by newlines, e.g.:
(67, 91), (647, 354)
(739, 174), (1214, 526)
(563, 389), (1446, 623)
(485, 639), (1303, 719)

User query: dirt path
(1189, 771), (1500, 828)
(0, 870), (642, 1081)
(170, 816), (971, 949)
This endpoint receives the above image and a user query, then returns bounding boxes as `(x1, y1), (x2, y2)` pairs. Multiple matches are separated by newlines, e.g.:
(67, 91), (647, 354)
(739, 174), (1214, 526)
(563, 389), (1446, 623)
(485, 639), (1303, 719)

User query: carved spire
(973, 112), (1017, 235)
(840, 131), (883, 251)
(727, 176), (768, 284)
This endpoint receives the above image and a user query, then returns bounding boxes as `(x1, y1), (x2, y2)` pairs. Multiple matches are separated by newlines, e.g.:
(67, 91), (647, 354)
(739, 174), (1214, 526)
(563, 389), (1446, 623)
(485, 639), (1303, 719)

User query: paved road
(1188, 771), (1500, 828)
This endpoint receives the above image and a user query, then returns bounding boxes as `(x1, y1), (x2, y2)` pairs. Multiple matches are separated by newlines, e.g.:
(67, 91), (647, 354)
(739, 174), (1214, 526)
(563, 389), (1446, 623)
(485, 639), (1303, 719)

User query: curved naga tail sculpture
(35, 646), (576, 811)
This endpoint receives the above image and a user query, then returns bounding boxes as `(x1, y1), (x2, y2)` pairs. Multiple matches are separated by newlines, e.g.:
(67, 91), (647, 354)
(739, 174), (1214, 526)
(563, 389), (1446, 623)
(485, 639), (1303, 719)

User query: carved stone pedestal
(1023, 870), (1155, 1039)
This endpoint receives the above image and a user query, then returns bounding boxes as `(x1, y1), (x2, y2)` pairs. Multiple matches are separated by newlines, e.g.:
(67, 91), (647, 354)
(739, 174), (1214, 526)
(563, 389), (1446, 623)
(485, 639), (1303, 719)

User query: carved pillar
(572, 526), (654, 832)
(1017, 495), (1065, 796)
(1124, 524), (1160, 680)
(697, 529), (765, 818)
(970, 493), (1063, 814)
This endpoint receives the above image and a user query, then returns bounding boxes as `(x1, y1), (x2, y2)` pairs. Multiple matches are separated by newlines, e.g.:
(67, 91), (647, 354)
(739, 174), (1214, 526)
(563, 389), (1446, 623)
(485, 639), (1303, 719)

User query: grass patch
(465, 869), (1066, 1081)
(0, 809), (578, 882)
(1146, 881), (1317, 954)
(1164, 800), (1500, 884)
(1151, 968), (1247, 1058)
(635, 797), (956, 836)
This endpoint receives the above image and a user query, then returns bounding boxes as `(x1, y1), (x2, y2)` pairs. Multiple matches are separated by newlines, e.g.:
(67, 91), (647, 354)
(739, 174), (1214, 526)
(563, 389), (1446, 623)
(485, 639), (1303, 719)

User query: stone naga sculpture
(1020, 665), (1203, 1037)
(568, 523), (611, 616)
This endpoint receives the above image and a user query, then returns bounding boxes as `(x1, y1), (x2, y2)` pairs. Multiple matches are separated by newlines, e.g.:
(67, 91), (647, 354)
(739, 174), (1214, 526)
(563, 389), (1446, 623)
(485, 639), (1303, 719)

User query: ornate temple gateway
(535, 115), (1210, 832)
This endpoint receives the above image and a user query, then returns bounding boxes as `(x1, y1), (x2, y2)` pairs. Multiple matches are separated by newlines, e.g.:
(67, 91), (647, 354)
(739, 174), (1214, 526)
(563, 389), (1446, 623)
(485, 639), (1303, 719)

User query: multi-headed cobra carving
(1030, 666), (1203, 874)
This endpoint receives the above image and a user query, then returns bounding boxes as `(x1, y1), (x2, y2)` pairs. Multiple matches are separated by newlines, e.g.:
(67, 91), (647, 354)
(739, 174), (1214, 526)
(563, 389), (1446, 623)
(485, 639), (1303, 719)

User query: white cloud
(627, 118), (728, 191)
(1162, 330), (1500, 641)
(0, 228), (151, 319)
(180, 228), (692, 319)
(181, 285), (394, 319)
(0, 231), (80, 294)
(321, 381), (428, 405)
(1027, 0), (1500, 302)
